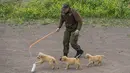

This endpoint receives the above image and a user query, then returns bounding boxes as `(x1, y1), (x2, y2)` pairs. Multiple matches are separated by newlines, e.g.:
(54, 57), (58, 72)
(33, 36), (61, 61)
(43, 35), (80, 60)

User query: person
(56, 4), (84, 58)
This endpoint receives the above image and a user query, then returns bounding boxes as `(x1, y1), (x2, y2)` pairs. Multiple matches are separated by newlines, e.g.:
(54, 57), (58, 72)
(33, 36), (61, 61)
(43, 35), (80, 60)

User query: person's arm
(58, 14), (65, 28)
(72, 10), (82, 31)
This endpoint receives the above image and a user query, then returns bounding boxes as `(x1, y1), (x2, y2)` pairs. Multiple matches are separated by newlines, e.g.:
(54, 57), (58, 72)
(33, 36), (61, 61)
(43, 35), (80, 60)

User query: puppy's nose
(59, 58), (62, 61)
(37, 57), (40, 59)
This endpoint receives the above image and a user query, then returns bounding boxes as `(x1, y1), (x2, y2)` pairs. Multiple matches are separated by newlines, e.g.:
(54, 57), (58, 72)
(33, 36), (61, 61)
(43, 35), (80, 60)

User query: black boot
(74, 50), (84, 58)
(64, 53), (68, 57)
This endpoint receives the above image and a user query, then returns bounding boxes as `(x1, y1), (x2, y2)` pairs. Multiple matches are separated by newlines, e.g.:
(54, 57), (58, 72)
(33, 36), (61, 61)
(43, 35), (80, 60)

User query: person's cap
(62, 4), (70, 9)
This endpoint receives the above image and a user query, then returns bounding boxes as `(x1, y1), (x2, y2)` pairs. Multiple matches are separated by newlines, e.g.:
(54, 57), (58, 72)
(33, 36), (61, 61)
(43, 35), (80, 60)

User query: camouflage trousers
(63, 29), (82, 55)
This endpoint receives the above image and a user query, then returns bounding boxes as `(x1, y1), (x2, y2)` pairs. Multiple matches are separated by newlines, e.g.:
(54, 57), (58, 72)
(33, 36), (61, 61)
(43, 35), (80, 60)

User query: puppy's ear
(62, 56), (67, 61)
(86, 55), (89, 59)
(86, 54), (91, 59)
(63, 58), (67, 61)
(38, 52), (43, 55)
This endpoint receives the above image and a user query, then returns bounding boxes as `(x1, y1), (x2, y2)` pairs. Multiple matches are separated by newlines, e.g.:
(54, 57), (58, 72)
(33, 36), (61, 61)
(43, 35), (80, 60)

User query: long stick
(29, 30), (56, 49)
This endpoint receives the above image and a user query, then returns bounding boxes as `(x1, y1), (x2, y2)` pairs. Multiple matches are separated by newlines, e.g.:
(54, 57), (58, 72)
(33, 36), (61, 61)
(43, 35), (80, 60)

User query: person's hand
(74, 30), (79, 36)
(56, 28), (60, 32)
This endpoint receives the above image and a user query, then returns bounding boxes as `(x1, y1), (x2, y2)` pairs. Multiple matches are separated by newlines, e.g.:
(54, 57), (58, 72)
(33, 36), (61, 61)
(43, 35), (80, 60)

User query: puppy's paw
(65, 68), (68, 70)
(52, 67), (55, 70)
(76, 67), (83, 70)
(31, 71), (36, 73)
(87, 65), (90, 68)
(57, 67), (59, 69)
(76, 68), (80, 70)
(98, 63), (102, 66)
(79, 68), (83, 70)
(52, 68), (54, 70)
(79, 66), (83, 70)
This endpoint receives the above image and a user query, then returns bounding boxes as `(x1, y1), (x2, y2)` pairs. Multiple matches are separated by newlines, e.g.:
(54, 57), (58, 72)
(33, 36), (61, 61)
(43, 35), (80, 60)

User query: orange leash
(29, 30), (57, 49)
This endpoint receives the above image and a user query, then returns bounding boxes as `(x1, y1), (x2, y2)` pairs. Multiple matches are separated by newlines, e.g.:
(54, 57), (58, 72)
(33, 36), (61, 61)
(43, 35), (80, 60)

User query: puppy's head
(100, 55), (105, 58)
(85, 53), (92, 59)
(37, 52), (45, 59)
(60, 56), (68, 61)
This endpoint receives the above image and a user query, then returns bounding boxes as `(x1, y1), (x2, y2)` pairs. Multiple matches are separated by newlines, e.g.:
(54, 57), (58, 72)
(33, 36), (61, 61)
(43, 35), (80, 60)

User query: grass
(2, 17), (129, 28)
(84, 18), (130, 27)
(0, 0), (130, 27)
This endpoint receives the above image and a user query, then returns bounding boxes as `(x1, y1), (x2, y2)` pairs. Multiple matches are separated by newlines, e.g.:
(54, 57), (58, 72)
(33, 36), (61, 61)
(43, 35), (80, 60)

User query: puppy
(35, 52), (59, 69)
(60, 56), (81, 69)
(84, 53), (104, 67)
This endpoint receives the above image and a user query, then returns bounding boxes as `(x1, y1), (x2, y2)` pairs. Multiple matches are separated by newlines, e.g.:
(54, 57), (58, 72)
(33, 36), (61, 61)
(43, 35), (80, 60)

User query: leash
(29, 30), (57, 49)
(28, 25), (57, 58)
(28, 26), (57, 72)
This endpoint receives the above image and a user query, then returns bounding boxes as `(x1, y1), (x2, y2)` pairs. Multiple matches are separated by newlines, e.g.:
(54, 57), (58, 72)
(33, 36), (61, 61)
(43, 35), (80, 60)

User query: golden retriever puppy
(84, 53), (104, 67)
(35, 52), (59, 69)
(60, 56), (81, 69)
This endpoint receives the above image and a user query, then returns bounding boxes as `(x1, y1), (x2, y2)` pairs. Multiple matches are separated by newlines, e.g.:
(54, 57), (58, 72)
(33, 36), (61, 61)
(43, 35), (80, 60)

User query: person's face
(62, 8), (69, 13)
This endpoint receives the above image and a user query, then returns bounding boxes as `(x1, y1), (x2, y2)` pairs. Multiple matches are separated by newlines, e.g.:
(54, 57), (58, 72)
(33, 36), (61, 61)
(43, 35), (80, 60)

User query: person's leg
(63, 30), (71, 56)
(70, 32), (83, 58)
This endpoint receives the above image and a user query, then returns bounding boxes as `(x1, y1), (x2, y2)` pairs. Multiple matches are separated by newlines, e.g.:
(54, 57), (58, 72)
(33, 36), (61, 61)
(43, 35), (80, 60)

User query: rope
(29, 30), (57, 49)
(28, 25), (56, 59)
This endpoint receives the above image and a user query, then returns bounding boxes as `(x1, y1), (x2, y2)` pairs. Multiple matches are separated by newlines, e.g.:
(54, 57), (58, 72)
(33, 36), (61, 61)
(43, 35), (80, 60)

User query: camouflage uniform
(58, 8), (83, 56)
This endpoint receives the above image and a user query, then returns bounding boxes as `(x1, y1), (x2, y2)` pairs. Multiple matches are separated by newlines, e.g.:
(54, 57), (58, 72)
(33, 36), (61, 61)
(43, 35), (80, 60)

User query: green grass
(84, 18), (130, 27)
(4, 17), (129, 27)
(0, 0), (130, 25)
